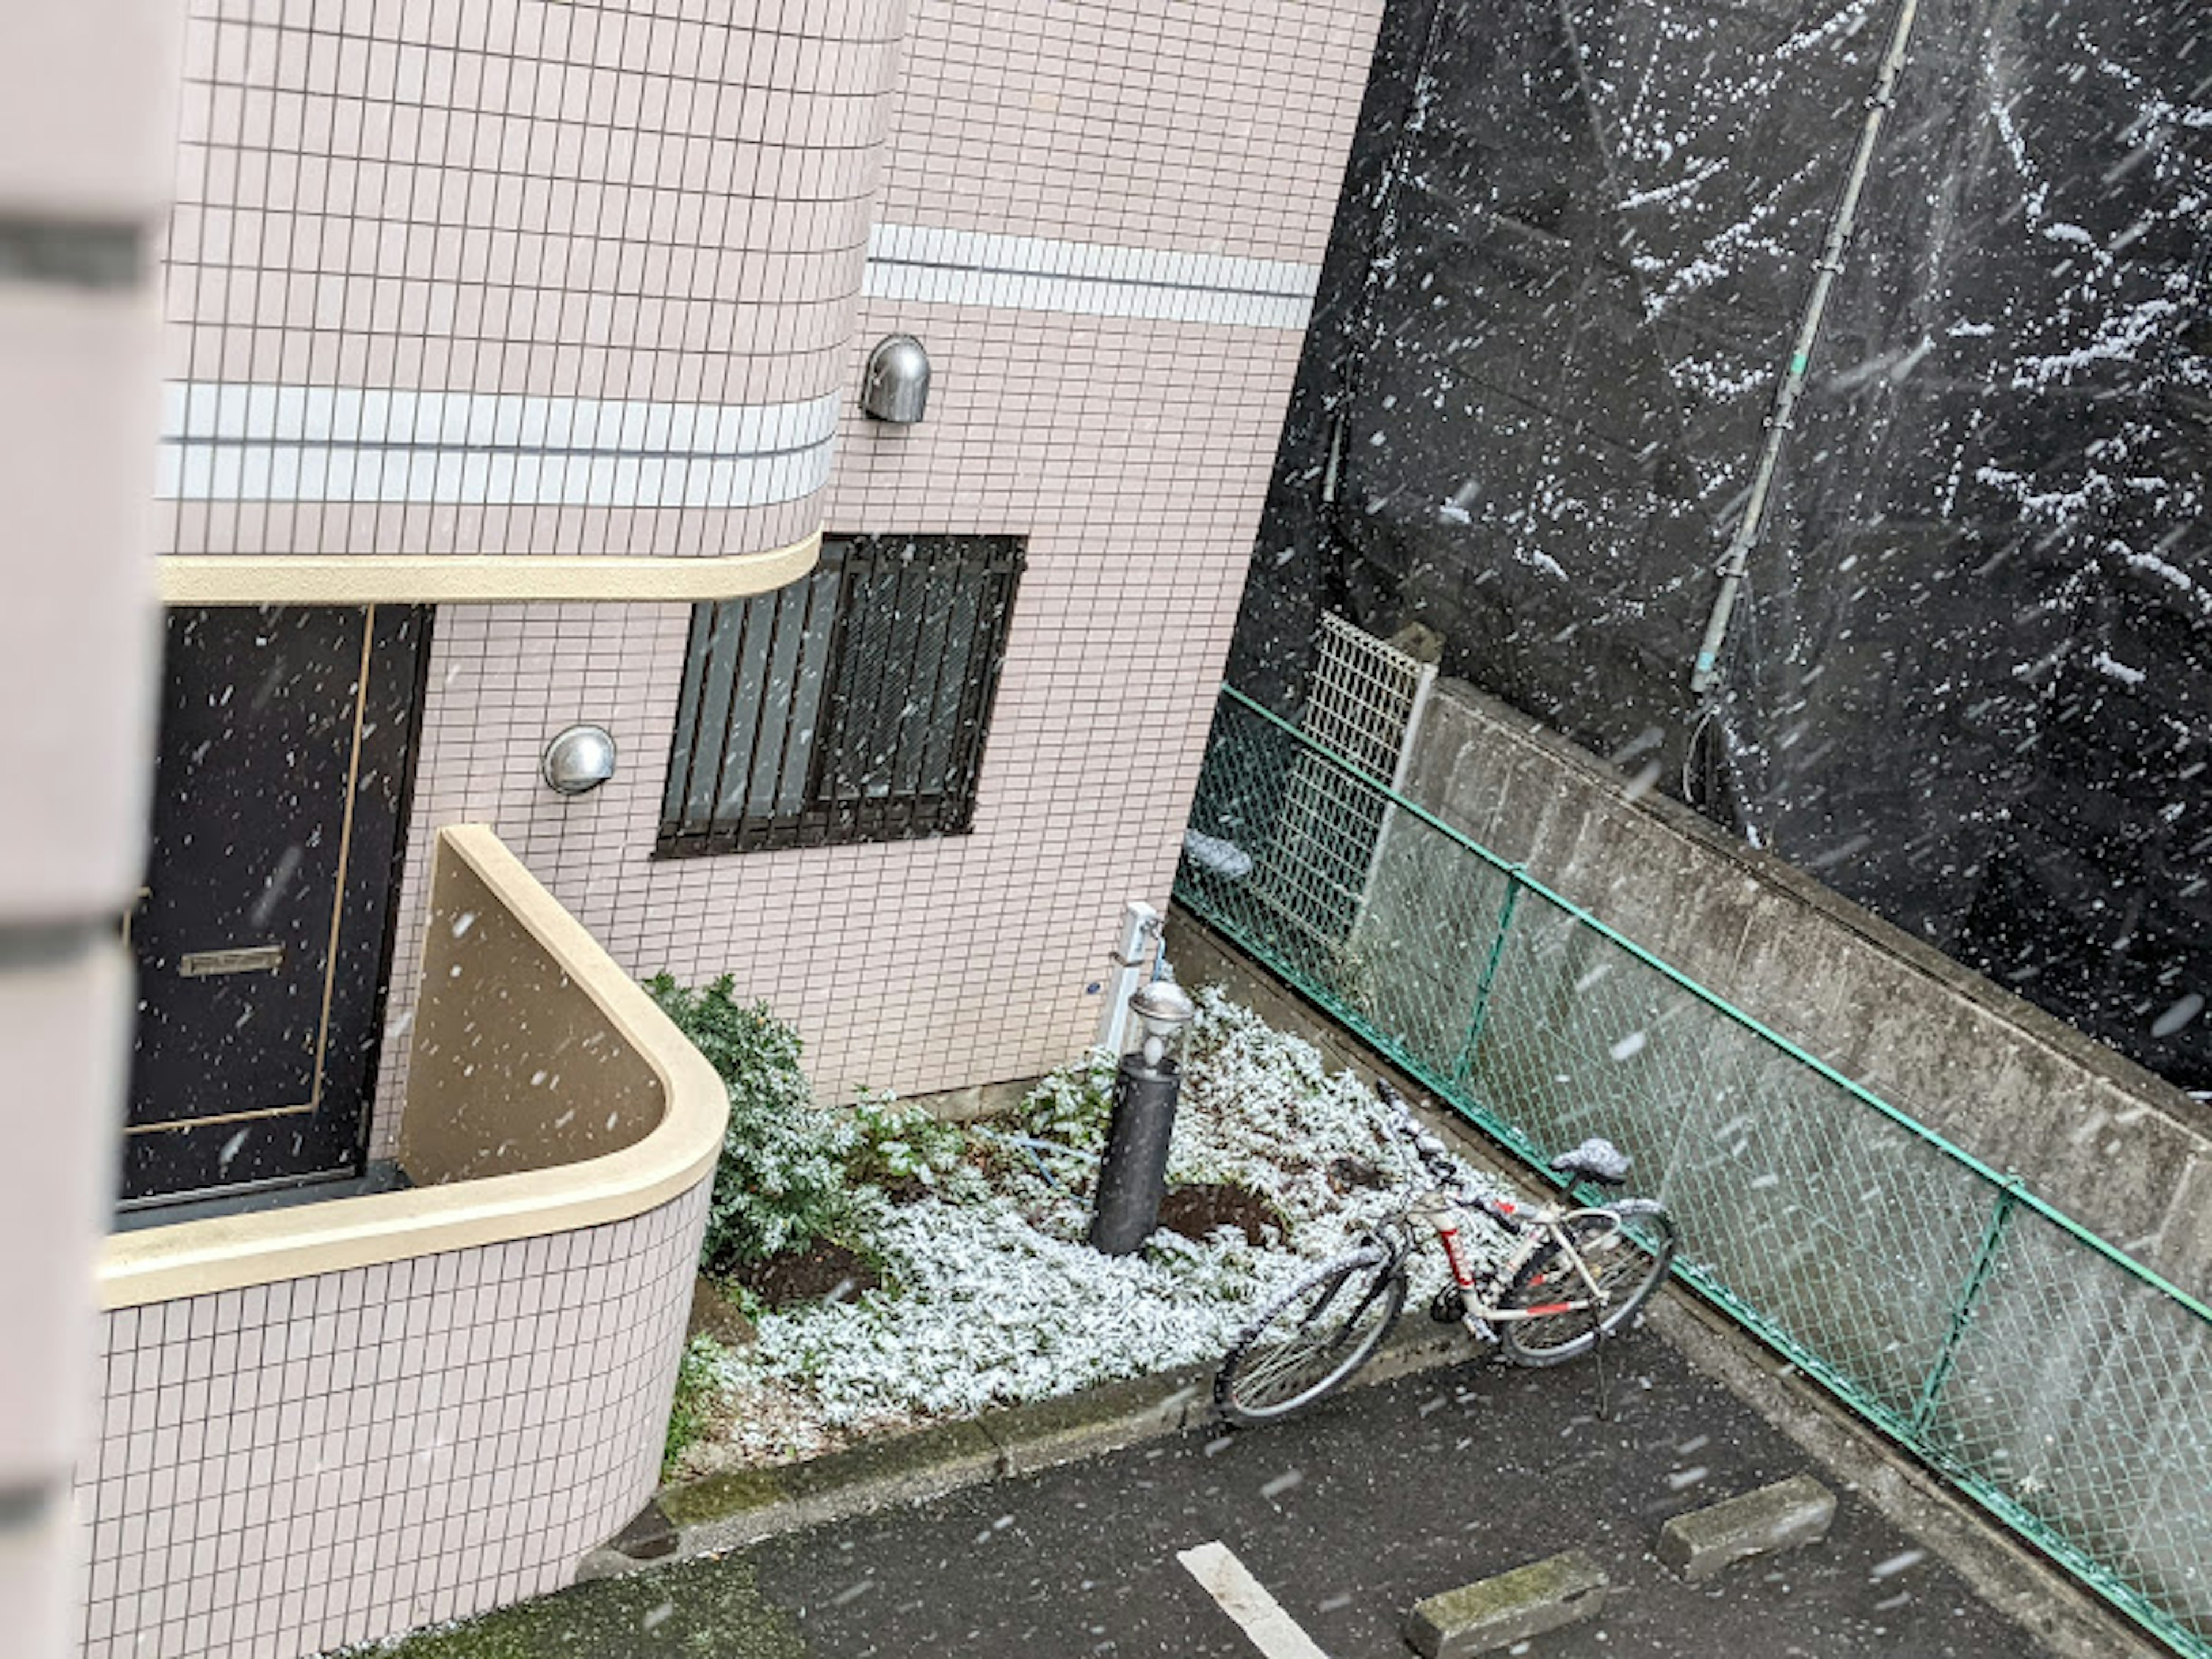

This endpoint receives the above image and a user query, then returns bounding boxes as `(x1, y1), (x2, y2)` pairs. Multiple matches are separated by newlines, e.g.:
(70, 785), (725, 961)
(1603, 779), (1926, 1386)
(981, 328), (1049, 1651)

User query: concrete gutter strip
(586, 1323), (1470, 1580)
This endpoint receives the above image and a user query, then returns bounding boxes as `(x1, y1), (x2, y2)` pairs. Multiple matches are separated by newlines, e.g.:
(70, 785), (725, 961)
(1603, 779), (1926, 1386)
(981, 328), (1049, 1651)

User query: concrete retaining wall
(1395, 678), (2212, 1296)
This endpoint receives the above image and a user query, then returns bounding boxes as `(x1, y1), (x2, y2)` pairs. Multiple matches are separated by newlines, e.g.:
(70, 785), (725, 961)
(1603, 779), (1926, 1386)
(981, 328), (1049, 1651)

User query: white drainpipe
(1097, 900), (1164, 1054)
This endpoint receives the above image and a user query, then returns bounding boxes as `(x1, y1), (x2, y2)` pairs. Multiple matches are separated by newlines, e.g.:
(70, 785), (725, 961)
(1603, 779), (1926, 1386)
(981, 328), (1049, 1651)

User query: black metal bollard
(1088, 979), (1196, 1256)
(1088, 1051), (1182, 1255)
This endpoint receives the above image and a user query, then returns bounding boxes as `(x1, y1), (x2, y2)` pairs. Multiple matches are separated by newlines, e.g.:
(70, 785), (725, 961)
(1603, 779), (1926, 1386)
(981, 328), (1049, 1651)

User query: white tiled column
(0, 5), (172, 1654)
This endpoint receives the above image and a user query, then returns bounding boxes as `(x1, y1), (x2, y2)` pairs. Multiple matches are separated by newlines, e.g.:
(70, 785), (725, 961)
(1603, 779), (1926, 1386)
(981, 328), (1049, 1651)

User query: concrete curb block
(591, 1313), (1485, 1578)
(1404, 1549), (1608, 1657)
(984, 1367), (1210, 1477)
(782, 1418), (1001, 1529)
(656, 1465), (794, 1559)
(1656, 1474), (1836, 1582)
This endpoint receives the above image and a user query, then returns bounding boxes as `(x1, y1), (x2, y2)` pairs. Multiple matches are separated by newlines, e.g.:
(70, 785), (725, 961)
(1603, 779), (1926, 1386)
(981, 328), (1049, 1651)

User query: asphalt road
(374, 1331), (2058, 1657)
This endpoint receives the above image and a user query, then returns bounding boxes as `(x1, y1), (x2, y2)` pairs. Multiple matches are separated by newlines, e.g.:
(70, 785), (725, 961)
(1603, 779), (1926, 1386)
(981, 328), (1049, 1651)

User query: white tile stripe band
(158, 385), (842, 506)
(864, 222), (1321, 329)
(157, 226), (1320, 501)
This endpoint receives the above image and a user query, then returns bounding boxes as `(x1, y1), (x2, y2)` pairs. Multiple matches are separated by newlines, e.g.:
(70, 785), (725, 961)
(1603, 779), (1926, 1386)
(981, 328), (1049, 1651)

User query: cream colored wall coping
(157, 532), (819, 604)
(97, 825), (729, 1310)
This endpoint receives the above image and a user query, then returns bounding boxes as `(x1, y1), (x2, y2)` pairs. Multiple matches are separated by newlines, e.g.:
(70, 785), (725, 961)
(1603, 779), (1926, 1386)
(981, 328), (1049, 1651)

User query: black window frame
(657, 532), (1025, 857)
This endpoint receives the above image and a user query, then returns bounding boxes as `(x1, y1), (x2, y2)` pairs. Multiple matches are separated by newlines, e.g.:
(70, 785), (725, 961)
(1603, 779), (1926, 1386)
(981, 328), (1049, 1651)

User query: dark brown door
(122, 604), (431, 1207)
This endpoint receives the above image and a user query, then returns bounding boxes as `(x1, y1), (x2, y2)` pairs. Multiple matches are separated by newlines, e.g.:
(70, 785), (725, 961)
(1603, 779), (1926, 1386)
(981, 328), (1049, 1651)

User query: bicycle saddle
(1550, 1138), (1631, 1186)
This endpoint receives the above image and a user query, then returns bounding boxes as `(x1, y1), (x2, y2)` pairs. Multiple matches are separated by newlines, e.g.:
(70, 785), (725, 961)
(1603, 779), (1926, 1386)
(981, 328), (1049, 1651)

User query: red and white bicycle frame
(1406, 1187), (1623, 1339)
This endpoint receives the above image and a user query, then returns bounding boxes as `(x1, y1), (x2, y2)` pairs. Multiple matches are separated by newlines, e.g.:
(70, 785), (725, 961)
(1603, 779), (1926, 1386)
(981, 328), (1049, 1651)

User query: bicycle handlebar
(1374, 1080), (1471, 1184)
(1372, 1078), (1537, 1230)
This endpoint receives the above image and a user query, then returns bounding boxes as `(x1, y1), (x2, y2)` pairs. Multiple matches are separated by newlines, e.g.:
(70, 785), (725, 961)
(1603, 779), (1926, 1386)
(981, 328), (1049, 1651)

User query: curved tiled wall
(159, 0), (907, 563)
(81, 826), (726, 1658)
(77, 1182), (707, 1659)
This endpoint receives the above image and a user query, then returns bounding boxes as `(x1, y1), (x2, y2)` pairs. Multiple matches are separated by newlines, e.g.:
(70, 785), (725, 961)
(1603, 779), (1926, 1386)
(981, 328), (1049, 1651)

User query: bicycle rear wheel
(1498, 1207), (1675, 1367)
(1214, 1248), (1406, 1425)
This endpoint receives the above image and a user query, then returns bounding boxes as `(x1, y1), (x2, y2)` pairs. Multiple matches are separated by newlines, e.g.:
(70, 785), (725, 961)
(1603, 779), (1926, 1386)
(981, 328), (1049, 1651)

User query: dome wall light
(541, 724), (618, 796)
(860, 334), (931, 424)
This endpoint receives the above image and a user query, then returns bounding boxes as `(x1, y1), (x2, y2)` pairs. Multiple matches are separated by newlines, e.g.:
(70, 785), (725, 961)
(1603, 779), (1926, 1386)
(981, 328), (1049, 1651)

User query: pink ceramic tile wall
(369, 0), (1385, 1130)
(160, 0), (906, 560)
(877, 0), (1377, 259)
(76, 1181), (707, 1659)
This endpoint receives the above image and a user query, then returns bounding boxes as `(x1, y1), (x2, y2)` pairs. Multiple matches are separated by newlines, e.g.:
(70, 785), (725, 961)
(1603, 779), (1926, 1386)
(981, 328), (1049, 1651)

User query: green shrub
(647, 974), (858, 1268)
(1019, 1046), (1118, 1149)
(847, 1088), (971, 1191)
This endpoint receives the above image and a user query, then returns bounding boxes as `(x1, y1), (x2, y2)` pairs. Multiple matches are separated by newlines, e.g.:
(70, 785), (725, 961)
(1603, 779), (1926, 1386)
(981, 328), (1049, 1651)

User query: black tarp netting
(1229, 0), (2212, 1087)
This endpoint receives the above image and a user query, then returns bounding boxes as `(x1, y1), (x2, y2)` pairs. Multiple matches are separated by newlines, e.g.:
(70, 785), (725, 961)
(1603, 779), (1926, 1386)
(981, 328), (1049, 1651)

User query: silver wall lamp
(541, 724), (617, 795)
(861, 334), (931, 423)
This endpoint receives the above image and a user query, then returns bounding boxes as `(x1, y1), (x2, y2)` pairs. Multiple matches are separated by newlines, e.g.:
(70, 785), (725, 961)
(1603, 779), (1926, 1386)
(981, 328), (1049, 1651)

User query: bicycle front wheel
(1498, 1207), (1676, 1367)
(1215, 1248), (1406, 1425)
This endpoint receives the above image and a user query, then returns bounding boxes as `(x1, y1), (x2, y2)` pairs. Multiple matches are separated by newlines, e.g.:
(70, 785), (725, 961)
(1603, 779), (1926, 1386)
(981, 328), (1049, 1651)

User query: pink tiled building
(64, 1), (1387, 1656)
(378, 0), (1380, 1113)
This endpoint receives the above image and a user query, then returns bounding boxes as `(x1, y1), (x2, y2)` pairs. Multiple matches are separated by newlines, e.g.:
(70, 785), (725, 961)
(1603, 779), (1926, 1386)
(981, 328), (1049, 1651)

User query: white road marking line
(1176, 1540), (1332, 1659)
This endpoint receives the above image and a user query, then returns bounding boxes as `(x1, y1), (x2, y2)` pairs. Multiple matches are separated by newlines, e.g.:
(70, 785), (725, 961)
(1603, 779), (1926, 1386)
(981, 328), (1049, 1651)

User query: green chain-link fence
(1177, 684), (2212, 1657)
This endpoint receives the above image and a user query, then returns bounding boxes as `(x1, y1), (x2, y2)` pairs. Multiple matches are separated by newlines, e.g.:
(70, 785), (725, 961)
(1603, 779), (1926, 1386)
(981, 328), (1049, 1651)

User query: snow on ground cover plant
(679, 987), (1514, 1471)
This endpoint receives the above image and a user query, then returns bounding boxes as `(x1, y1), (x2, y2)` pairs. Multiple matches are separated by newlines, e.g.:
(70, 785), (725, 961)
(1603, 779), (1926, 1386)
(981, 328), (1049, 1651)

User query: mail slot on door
(178, 945), (286, 978)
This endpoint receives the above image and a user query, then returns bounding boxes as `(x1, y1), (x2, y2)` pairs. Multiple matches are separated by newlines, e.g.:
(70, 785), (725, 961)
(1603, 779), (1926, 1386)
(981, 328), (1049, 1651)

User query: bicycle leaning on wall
(1213, 1081), (1679, 1425)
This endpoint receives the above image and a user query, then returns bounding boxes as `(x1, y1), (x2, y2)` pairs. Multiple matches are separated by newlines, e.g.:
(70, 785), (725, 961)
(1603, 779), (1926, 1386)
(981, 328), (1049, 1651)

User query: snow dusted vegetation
(668, 990), (1509, 1476)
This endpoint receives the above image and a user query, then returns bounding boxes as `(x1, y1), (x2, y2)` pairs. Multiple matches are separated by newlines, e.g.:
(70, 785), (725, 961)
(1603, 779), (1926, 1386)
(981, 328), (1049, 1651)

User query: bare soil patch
(728, 1241), (883, 1310)
(688, 1277), (759, 1349)
(1158, 1182), (1282, 1246)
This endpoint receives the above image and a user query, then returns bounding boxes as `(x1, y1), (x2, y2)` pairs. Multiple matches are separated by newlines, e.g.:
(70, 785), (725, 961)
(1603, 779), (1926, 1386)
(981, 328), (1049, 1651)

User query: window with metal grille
(658, 533), (1024, 855)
